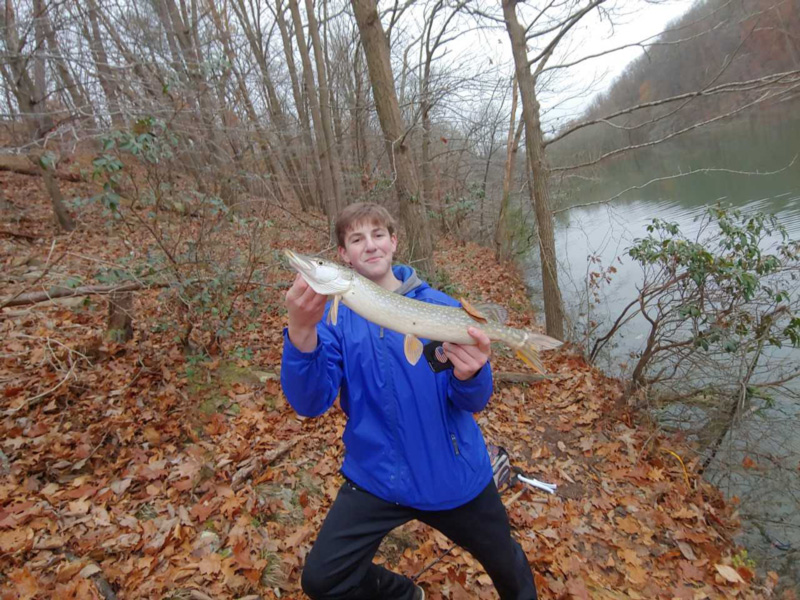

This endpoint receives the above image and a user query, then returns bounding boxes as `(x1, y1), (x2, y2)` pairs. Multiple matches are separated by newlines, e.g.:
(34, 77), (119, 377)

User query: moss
(189, 360), (263, 415)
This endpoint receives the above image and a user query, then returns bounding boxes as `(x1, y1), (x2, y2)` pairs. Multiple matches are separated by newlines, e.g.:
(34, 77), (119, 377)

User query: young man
(281, 203), (538, 600)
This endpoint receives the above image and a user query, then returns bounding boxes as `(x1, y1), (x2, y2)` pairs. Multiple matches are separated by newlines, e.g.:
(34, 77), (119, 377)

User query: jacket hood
(392, 264), (426, 296)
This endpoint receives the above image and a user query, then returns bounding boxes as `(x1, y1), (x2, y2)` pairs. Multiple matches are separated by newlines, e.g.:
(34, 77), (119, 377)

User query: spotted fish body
(284, 250), (561, 372)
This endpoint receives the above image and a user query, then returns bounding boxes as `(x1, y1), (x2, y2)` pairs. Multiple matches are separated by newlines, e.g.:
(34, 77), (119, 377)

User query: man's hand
(443, 327), (491, 381)
(286, 274), (327, 352)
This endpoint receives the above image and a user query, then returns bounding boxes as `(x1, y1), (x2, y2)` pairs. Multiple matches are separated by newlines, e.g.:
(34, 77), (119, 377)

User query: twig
(494, 372), (555, 383)
(231, 439), (300, 491)
(0, 239), (62, 310)
(3, 360), (77, 416)
(0, 229), (37, 240)
(0, 281), (158, 308)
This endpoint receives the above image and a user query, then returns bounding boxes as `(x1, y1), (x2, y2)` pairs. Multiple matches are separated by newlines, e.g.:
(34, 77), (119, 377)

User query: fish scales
(345, 272), (516, 345)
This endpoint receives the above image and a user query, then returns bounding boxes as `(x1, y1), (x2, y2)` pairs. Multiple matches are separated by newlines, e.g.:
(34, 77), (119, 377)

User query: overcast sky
(437, 0), (699, 127)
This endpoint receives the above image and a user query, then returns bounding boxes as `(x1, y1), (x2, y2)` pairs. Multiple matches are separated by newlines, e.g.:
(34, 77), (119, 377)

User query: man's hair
(335, 203), (397, 248)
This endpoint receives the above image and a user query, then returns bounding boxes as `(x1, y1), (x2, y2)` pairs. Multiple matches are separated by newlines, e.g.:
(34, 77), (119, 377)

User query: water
(533, 111), (800, 588)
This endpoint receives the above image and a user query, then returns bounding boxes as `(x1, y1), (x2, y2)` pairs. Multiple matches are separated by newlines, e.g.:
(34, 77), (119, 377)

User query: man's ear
(338, 245), (350, 265)
(390, 234), (398, 253)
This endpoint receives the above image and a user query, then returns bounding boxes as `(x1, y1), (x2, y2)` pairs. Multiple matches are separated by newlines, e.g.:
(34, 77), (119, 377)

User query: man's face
(338, 221), (397, 281)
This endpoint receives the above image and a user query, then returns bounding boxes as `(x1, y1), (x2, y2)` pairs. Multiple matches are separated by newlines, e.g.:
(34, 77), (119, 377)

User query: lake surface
(530, 111), (800, 588)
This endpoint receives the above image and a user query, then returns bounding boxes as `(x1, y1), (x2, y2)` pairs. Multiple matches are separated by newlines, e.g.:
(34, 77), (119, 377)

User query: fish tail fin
(516, 345), (544, 374)
(514, 330), (560, 373)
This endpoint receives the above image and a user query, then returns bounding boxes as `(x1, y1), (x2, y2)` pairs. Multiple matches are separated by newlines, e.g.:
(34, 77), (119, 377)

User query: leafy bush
(592, 205), (799, 393)
(84, 118), (276, 354)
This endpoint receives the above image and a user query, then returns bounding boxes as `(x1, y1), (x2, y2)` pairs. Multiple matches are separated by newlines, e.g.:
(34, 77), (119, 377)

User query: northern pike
(284, 249), (562, 372)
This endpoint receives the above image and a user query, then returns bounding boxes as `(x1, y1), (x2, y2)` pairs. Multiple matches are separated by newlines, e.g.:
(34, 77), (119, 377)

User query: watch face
(423, 341), (454, 373)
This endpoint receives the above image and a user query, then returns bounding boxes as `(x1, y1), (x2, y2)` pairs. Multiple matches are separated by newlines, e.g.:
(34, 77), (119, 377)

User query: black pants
(301, 479), (538, 600)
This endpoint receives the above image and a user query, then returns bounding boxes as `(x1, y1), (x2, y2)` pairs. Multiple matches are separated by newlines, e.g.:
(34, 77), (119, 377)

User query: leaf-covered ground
(0, 170), (789, 599)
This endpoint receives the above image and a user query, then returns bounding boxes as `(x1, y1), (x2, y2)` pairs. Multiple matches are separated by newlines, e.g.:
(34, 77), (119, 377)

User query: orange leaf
(190, 499), (219, 522)
(8, 568), (40, 600)
(565, 576), (590, 600)
(233, 539), (254, 569)
(0, 528), (29, 552)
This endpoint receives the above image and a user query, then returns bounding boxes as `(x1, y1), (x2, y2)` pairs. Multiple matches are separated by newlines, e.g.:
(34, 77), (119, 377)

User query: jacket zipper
(450, 433), (460, 455)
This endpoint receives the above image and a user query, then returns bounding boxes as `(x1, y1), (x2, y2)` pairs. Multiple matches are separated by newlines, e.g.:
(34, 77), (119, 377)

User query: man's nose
(364, 236), (377, 250)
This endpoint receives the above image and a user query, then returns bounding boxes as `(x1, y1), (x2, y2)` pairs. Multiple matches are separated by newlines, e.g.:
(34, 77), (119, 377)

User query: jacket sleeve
(280, 306), (344, 418)
(447, 361), (493, 413)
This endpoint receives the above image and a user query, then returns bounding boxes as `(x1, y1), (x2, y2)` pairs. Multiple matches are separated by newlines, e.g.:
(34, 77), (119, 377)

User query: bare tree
(305, 0), (346, 215)
(500, 0), (602, 339)
(81, 0), (125, 128)
(289, 0), (340, 219)
(351, 0), (434, 274)
(495, 77), (522, 263)
(1, 0), (75, 231)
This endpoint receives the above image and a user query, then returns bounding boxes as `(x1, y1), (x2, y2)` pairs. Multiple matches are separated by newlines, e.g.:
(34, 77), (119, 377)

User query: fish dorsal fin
(326, 294), (341, 326)
(403, 334), (424, 366)
(473, 302), (509, 324)
(459, 298), (508, 324)
(459, 298), (488, 323)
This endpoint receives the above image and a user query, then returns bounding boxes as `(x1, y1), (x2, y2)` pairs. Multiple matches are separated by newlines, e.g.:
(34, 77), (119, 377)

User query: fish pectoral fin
(403, 334), (424, 366)
(459, 297), (488, 323)
(328, 294), (341, 326)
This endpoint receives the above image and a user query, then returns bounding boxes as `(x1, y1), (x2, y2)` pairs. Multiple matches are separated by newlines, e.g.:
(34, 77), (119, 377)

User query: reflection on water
(536, 112), (800, 589)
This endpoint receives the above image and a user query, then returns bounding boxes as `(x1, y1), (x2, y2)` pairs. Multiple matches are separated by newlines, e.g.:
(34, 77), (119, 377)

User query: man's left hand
(443, 327), (491, 381)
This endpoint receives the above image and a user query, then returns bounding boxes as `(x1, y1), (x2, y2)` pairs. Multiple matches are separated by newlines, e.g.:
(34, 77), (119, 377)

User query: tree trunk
(38, 2), (96, 127)
(503, 0), (564, 340)
(421, 84), (433, 217)
(107, 291), (134, 342)
(289, 0), (338, 219)
(2, 0), (75, 232)
(225, 0), (311, 210)
(352, 46), (370, 169)
(480, 129), (497, 240)
(275, 0), (321, 210)
(496, 79), (520, 262)
(158, 0), (223, 177)
(305, 0), (345, 205)
(351, 0), (434, 275)
(40, 161), (76, 231)
(85, 0), (125, 128)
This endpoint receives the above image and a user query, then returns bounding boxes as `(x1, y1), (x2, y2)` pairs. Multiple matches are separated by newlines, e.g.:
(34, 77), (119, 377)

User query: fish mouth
(283, 249), (314, 273)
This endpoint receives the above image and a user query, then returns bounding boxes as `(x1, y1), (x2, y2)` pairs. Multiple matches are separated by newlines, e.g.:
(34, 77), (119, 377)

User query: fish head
(284, 250), (353, 295)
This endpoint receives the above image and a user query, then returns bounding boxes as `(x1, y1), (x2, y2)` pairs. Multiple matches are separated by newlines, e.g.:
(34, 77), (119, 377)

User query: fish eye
(317, 260), (323, 265)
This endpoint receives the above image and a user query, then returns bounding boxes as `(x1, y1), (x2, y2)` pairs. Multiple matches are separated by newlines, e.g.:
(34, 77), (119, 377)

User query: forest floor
(0, 167), (790, 599)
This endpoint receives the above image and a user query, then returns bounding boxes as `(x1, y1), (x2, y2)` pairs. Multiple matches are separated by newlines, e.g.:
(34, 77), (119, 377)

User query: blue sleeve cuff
(448, 361), (493, 412)
(282, 327), (323, 360)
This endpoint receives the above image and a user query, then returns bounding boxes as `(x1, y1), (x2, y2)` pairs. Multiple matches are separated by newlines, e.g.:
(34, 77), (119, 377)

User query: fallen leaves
(0, 178), (782, 599)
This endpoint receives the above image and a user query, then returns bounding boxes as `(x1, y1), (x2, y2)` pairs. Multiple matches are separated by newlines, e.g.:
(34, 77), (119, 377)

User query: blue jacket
(281, 265), (493, 510)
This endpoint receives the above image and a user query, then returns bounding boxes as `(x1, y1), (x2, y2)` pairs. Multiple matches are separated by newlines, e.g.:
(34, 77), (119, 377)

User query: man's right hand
(286, 274), (327, 352)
